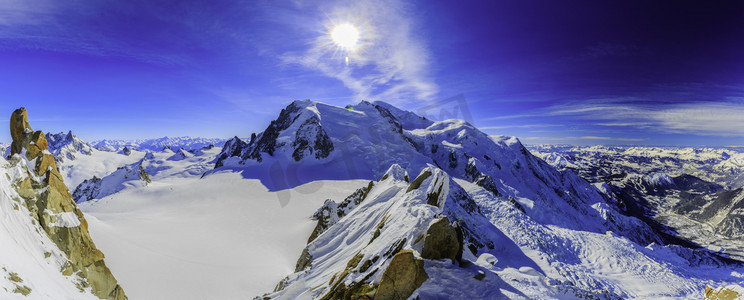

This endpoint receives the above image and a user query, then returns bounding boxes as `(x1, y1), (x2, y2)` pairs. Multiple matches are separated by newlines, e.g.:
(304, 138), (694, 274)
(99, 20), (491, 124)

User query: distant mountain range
(90, 136), (228, 152)
(530, 144), (744, 260)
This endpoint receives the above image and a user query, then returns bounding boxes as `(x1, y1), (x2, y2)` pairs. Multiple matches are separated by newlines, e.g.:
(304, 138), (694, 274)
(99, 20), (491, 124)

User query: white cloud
(278, 0), (438, 105)
(547, 100), (744, 137)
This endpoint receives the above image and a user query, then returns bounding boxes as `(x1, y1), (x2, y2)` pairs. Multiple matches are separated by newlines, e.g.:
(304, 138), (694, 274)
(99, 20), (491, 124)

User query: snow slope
(79, 172), (367, 300)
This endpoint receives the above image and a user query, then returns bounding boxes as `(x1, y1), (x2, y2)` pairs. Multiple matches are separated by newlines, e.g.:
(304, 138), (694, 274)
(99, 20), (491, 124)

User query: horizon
(2, 99), (744, 149)
(1, 1), (743, 146)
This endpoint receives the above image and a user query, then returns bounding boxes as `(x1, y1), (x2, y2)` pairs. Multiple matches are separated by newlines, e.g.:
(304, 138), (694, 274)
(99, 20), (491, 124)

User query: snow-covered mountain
(1, 108), (126, 299)
(91, 136), (227, 152)
(45, 131), (94, 163)
(210, 100), (741, 299)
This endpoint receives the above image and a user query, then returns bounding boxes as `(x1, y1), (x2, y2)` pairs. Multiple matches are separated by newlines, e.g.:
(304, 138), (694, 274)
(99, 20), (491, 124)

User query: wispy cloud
(277, 0), (438, 105)
(543, 98), (744, 137)
(0, 1), (253, 66)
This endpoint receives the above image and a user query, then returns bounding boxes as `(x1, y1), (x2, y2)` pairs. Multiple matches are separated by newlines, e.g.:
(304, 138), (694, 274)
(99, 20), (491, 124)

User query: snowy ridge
(91, 136), (227, 152)
(264, 163), (742, 299)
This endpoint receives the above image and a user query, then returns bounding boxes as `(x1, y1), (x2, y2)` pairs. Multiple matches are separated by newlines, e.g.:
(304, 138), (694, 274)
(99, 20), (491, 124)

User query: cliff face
(9, 107), (126, 300)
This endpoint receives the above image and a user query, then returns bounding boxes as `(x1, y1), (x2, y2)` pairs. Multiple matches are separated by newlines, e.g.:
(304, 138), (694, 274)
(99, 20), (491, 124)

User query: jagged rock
(139, 165), (151, 184)
(245, 102), (304, 162)
(421, 217), (463, 263)
(295, 248), (312, 272)
(406, 170), (432, 193)
(215, 136), (249, 168)
(291, 115), (334, 161)
(45, 131), (93, 163)
(9, 107), (127, 300)
(375, 250), (428, 300)
(120, 147), (132, 156)
(307, 182), (373, 243)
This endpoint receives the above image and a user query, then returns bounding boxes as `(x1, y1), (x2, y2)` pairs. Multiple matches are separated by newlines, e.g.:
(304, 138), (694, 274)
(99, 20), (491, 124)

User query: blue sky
(1, 0), (743, 146)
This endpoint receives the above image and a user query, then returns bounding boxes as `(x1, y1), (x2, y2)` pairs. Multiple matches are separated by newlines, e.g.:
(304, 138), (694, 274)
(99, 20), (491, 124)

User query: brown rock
(705, 285), (742, 300)
(10, 107), (31, 155)
(374, 250), (428, 300)
(421, 217), (463, 263)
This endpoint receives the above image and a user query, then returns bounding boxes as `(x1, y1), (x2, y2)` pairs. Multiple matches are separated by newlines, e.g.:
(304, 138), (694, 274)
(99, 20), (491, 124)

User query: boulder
(375, 250), (428, 300)
(421, 217), (463, 263)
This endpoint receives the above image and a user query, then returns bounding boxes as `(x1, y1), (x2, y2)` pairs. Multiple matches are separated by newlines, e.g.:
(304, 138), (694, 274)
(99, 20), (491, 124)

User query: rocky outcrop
(307, 181), (374, 243)
(9, 107), (127, 299)
(421, 217), (463, 263)
(705, 284), (743, 300)
(290, 115), (334, 161)
(214, 136), (249, 167)
(374, 250), (428, 300)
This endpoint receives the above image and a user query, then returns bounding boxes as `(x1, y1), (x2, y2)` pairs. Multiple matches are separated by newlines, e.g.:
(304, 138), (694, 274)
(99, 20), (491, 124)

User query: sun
(330, 23), (360, 51)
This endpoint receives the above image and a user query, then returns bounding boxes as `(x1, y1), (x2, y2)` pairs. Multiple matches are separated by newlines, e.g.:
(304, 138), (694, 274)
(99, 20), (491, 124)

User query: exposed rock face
(290, 115), (334, 161)
(9, 107), (127, 300)
(375, 250), (428, 300)
(307, 181), (373, 243)
(421, 217), (463, 263)
(214, 136), (249, 167)
(705, 285), (743, 300)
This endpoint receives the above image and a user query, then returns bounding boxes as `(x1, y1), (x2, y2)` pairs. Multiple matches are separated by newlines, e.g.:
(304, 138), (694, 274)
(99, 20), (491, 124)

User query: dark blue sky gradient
(1, 0), (743, 146)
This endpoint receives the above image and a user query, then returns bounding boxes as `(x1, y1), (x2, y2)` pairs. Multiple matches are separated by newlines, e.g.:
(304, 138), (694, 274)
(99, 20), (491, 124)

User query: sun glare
(331, 23), (360, 50)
